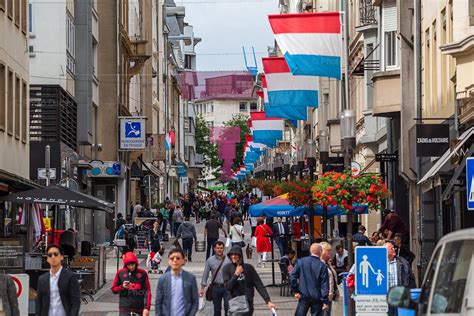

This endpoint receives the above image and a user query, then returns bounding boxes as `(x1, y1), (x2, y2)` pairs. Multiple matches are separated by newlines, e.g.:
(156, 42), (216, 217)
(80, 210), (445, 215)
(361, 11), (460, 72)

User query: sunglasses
(169, 256), (183, 261)
(47, 252), (60, 258)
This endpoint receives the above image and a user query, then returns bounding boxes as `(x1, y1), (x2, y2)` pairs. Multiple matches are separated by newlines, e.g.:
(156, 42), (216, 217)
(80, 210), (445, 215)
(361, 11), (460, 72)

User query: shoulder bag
(228, 269), (250, 314)
(206, 258), (225, 301)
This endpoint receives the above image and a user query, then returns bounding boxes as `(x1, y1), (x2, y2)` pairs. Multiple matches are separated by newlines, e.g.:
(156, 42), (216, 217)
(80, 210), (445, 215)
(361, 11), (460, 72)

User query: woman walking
(222, 245), (276, 315)
(254, 217), (272, 267)
(230, 217), (245, 248)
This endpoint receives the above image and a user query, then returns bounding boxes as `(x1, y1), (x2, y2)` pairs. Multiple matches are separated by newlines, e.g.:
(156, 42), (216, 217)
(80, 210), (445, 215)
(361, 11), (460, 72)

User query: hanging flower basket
(286, 180), (316, 207)
(312, 171), (390, 212)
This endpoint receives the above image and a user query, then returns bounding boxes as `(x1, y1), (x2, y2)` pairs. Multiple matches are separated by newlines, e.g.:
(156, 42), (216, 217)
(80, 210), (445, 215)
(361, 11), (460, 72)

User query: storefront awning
(0, 169), (43, 192)
(418, 127), (474, 185)
(142, 162), (163, 177)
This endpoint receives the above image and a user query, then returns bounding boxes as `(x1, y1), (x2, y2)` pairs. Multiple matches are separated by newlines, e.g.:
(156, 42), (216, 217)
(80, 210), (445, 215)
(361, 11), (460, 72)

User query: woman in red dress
(254, 217), (272, 267)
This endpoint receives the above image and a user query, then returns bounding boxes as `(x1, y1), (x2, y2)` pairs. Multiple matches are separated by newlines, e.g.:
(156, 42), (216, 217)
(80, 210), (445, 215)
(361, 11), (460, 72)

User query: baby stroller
(146, 243), (164, 274)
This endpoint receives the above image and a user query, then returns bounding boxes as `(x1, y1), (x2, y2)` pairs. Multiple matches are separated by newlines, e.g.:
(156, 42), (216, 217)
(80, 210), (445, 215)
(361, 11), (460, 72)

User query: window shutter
(383, 0), (397, 32)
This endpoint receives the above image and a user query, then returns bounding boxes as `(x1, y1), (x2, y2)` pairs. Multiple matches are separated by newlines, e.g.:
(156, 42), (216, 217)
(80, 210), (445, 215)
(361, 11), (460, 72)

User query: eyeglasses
(169, 256), (183, 261)
(47, 252), (60, 258)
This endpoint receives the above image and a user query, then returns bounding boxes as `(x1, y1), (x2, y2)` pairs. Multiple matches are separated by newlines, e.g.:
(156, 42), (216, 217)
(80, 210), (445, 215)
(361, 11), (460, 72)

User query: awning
(0, 169), (43, 192)
(0, 185), (115, 213)
(418, 127), (474, 185)
(142, 162), (163, 177)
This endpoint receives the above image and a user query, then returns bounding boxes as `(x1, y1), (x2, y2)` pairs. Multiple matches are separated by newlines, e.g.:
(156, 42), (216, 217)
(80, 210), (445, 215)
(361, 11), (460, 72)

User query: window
(185, 55), (193, 70)
(7, 69), (13, 135)
(430, 240), (474, 313)
(21, 80), (27, 142)
(239, 102), (247, 112)
(67, 55), (75, 75)
(92, 40), (98, 77)
(28, 3), (32, 32)
(250, 102), (258, 111)
(470, 0), (474, 26)
(7, 0), (12, 19)
(0, 64), (5, 131)
(383, 0), (398, 69)
(66, 14), (75, 57)
(21, 0), (27, 33)
(14, 0), (19, 27)
(419, 247), (441, 314)
(424, 28), (431, 115)
(432, 21), (437, 111)
(0, 0), (5, 12)
(15, 76), (20, 138)
(385, 31), (398, 67)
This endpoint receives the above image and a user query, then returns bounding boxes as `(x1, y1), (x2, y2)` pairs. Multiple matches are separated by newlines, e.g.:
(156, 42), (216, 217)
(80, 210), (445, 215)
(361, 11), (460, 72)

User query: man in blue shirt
(155, 248), (198, 316)
(290, 243), (329, 316)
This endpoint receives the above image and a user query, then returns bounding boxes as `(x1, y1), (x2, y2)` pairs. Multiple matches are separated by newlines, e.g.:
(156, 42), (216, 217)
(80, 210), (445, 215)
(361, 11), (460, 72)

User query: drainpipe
(414, 0), (423, 282)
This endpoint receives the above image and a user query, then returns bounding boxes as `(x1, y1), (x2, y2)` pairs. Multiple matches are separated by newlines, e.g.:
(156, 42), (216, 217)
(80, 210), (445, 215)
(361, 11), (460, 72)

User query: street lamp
(318, 129), (329, 241)
(297, 146), (304, 180)
(283, 152), (290, 180)
(341, 109), (356, 274)
(306, 139), (316, 181)
(274, 153), (283, 182)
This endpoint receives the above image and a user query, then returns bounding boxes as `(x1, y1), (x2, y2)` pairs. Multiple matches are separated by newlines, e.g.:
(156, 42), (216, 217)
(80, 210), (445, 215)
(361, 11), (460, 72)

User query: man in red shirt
(378, 209), (409, 244)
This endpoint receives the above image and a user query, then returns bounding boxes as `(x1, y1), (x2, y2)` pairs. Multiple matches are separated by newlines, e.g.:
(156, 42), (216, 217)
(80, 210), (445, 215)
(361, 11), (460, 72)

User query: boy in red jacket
(112, 252), (151, 315)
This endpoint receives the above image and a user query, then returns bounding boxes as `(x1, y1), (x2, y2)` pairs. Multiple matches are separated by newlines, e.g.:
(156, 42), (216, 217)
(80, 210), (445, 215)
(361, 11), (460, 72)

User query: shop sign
(120, 117), (146, 150)
(148, 134), (166, 161)
(416, 124), (450, 157)
(88, 161), (123, 178)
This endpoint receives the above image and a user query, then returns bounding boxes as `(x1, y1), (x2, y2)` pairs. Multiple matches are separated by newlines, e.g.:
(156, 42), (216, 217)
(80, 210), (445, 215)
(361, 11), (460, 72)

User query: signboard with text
(120, 117), (146, 150)
(416, 124), (450, 157)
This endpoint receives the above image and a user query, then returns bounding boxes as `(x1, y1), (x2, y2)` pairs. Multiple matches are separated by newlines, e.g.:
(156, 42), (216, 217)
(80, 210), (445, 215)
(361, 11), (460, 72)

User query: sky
(179, 0), (279, 71)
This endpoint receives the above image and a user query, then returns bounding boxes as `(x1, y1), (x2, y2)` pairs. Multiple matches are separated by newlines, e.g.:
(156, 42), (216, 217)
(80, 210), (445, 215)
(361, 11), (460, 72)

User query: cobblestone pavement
(80, 218), (344, 316)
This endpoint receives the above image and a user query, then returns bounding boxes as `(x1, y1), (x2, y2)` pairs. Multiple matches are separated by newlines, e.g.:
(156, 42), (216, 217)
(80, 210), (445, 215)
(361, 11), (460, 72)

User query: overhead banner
(416, 124), (450, 157)
(120, 117), (146, 150)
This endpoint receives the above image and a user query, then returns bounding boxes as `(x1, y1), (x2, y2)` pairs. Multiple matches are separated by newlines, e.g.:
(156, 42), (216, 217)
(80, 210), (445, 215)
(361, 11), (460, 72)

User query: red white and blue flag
(268, 12), (343, 79)
(250, 111), (284, 147)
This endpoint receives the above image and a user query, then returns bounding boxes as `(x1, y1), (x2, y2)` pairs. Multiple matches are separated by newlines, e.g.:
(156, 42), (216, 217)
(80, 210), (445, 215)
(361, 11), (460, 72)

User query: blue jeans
(182, 237), (193, 261)
(206, 237), (218, 260)
(173, 222), (181, 237)
(212, 285), (229, 316)
(295, 298), (323, 316)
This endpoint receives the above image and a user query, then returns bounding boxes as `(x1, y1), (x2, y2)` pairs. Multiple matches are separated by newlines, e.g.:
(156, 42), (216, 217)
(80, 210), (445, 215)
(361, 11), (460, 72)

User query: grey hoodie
(176, 221), (197, 240)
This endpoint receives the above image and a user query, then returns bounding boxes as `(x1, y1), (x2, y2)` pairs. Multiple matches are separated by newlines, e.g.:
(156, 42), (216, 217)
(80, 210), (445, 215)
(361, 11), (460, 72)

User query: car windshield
(429, 239), (474, 314)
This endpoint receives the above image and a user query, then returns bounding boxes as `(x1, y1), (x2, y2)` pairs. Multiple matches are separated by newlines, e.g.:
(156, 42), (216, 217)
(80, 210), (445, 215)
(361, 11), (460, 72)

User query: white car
(388, 228), (474, 315)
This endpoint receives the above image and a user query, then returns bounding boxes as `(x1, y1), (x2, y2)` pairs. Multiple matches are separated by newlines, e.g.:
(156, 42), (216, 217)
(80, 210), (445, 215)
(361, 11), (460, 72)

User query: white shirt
(49, 266), (67, 316)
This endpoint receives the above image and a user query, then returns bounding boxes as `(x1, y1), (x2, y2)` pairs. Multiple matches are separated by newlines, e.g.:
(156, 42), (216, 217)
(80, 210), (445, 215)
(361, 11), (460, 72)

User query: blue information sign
(467, 157), (474, 211)
(355, 247), (388, 296)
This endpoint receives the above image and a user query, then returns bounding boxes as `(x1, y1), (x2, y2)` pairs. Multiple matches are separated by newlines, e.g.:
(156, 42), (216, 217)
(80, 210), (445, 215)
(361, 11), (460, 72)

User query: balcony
(372, 70), (401, 117)
(359, 0), (377, 27)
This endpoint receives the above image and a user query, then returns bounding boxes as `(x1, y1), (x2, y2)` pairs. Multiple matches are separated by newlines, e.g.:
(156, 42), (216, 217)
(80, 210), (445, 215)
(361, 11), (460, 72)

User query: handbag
(205, 258), (225, 301)
(228, 295), (250, 314)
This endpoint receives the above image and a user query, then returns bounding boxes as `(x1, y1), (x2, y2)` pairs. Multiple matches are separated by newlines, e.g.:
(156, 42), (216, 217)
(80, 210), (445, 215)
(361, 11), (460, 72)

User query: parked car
(387, 228), (474, 315)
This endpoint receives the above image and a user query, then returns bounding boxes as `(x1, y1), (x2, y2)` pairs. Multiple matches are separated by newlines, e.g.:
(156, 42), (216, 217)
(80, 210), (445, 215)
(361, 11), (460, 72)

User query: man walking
(176, 219), (197, 262)
(204, 214), (227, 260)
(36, 244), (81, 316)
(200, 241), (231, 315)
(290, 243), (329, 316)
(320, 242), (339, 316)
(155, 248), (199, 316)
(272, 217), (288, 258)
(385, 242), (416, 316)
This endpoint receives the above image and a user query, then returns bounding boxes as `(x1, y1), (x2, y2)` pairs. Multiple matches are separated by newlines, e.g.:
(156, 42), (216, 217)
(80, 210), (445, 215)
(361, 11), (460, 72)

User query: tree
(224, 113), (251, 169)
(195, 114), (221, 175)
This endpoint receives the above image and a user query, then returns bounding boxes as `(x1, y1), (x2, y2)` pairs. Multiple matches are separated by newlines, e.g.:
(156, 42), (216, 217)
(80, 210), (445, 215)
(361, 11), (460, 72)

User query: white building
(196, 98), (258, 127)
(0, 0), (31, 191)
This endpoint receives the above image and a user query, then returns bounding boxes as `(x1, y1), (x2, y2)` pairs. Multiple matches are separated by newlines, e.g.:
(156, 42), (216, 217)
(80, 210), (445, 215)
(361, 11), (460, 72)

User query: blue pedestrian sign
(120, 117), (146, 150)
(467, 157), (474, 211)
(355, 246), (388, 296)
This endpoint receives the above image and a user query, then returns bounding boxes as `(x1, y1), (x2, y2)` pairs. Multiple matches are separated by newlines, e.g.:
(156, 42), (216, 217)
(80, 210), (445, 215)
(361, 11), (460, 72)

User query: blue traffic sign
(355, 247), (388, 296)
(467, 157), (474, 211)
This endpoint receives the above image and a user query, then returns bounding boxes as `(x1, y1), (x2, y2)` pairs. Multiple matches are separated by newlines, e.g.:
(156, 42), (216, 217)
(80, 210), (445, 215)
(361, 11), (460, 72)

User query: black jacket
(222, 245), (271, 311)
(36, 268), (81, 316)
(395, 256), (417, 288)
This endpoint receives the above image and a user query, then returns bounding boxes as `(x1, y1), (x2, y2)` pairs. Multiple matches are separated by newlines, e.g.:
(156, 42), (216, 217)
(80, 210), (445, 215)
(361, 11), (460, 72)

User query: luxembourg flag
(261, 73), (306, 122)
(268, 12), (343, 79)
(263, 57), (319, 108)
(250, 111), (284, 147)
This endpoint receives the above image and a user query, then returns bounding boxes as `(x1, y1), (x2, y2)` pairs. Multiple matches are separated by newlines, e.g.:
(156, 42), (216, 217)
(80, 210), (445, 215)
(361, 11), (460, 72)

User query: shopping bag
(198, 296), (206, 311)
(251, 236), (257, 248)
(225, 237), (231, 248)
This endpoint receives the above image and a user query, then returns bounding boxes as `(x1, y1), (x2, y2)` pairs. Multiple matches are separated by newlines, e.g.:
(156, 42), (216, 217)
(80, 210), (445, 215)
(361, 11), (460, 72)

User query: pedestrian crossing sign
(467, 157), (474, 210)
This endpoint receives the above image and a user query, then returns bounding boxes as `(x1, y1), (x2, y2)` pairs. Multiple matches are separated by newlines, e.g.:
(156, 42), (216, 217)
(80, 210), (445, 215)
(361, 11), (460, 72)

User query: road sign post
(355, 246), (389, 315)
(467, 157), (474, 210)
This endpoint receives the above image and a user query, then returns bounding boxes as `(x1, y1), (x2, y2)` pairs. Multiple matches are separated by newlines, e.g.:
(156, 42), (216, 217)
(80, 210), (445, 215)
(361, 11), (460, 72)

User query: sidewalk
(80, 219), (344, 316)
